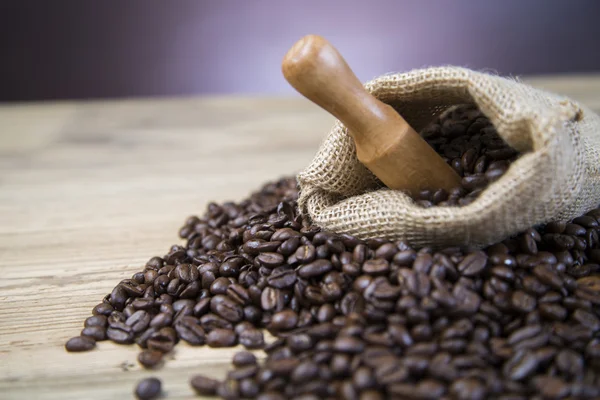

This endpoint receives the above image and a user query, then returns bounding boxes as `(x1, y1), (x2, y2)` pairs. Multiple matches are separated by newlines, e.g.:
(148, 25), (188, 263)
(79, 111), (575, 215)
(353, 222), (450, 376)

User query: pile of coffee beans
(416, 104), (520, 207)
(66, 174), (600, 399)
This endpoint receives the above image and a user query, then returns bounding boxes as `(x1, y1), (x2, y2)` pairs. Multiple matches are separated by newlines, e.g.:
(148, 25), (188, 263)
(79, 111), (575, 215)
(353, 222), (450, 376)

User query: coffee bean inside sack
(415, 104), (520, 208)
(66, 176), (600, 399)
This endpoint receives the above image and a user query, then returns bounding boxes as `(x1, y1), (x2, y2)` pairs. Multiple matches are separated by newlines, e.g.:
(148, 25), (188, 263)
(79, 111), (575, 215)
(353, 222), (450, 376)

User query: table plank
(1, 74), (599, 399)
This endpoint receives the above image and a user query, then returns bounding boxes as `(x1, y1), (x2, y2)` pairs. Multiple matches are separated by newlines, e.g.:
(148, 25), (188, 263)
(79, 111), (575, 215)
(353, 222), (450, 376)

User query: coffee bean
(393, 250), (416, 266)
(137, 349), (163, 369)
(532, 376), (570, 399)
(362, 259), (390, 275)
(244, 239), (282, 255)
(84, 315), (107, 328)
(511, 290), (536, 313)
(239, 378), (260, 398)
(556, 349), (584, 377)
(227, 364), (258, 380)
(210, 277), (231, 295)
(298, 259), (332, 278)
(134, 377), (161, 400)
(150, 312), (173, 329)
(256, 392), (286, 400)
(450, 377), (487, 400)
(572, 308), (600, 331)
(457, 251), (488, 276)
(207, 328), (237, 347)
(353, 366), (376, 390)
(503, 350), (539, 380)
(92, 303), (114, 316)
(287, 333), (313, 352)
(226, 283), (251, 306)
(107, 326), (134, 344)
(333, 336), (364, 353)
(576, 275), (600, 297)
(573, 216), (598, 228)
(257, 252), (285, 268)
(211, 294), (244, 323)
(232, 351), (257, 367)
(239, 328), (264, 349)
(267, 269), (297, 289)
(269, 309), (298, 331)
(388, 379), (446, 399)
(279, 236), (301, 256)
(174, 316), (206, 345)
(174, 263), (199, 283)
(190, 374), (220, 396)
(81, 326), (106, 341)
(65, 336), (96, 352)
(261, 287), (284, 312)
(126, 310), (151, 333)
(291, 360), (319, 383)
(295, 244), (317, 263)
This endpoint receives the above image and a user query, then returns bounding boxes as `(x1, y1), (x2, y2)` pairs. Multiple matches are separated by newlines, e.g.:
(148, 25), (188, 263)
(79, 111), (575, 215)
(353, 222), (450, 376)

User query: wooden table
(1, 75), (599, 399)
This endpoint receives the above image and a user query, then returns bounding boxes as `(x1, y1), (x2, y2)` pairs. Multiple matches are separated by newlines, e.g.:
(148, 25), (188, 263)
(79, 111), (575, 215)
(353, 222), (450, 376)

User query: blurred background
(1, 0), (600, 102)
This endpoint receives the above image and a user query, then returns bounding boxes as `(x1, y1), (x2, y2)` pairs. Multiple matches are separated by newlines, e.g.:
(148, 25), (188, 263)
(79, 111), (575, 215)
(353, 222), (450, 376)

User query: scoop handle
(281, 34), (387, 141)
(282, 35), (462, 194)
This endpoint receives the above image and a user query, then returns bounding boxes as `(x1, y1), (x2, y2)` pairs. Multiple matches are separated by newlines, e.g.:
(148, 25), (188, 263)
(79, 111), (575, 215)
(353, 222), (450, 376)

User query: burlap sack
(297, 66), (600, 248)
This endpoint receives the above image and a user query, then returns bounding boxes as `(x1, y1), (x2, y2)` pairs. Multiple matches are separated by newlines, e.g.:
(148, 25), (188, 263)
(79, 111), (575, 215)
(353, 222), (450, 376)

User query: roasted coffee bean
(298, 259), (332, 278)
(134, 377), (161, 400)
(207, 328), (237, 347)
(150, 312), (173, 329)
(389, 379), (446, 399)
(267, 269), (297, 289)
(450, 377), (487, 400)
(137, 349), (163, 369)
(269, 309), (298, 331)
(81, 326), (106, 341)
(256, 252), (285, 268)
(291, 360), (319, 383)
(295, 244), (317, 263)
(232, 351), (257, 367)
(92, 303), (114, 316)
(243, 239), (281, 255)
(84, 315), (107, 328)
(211, 295), (244, 323)
(175, 316), (206, 345)
(556, 348), (584, 377)
(333, 336), (365, 353)
(210, 277), (231, 295)
(126, 310), (151, 333)
(572, 308), (600, 331)
(362, 259), (390, 275)
(227, 364), (258, 380)
(261, 287), (284, 312)
(106, 326), (134, 344)
(239, 378), (259, 398)
(146, 327), (177, 353)
(511, 290), (536, 313)
(503, 349), (539, 380)
(457, 251), (488, 276)
(174, 263), (199, 283)
(65, 336), (96, 352)
(190, 374), (220, 396)
(239, 328), (265, 349)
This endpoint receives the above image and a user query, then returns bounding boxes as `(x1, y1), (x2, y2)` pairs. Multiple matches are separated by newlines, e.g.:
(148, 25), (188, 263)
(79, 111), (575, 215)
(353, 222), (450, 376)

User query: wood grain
(1, 75), (599, 399)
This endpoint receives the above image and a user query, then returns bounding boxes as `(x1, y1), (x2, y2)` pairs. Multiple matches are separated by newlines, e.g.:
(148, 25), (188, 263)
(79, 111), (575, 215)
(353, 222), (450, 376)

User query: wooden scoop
(282, 35), (461, 196)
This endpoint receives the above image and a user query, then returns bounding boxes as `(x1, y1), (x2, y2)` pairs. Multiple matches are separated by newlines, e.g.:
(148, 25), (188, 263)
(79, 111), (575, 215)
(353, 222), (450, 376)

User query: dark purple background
(2, 0), (600, 101)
